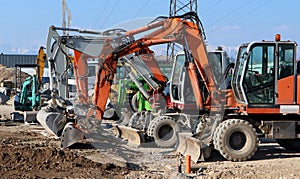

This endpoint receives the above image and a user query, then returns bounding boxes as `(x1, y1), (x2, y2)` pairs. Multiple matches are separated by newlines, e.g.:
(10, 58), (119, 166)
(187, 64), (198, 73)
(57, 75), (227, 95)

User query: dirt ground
(1, 105), (300, 178)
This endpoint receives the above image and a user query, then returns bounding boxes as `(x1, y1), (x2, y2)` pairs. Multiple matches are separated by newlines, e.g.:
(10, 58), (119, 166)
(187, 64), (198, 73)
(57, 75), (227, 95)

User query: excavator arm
(138, 48), (168, 84)
(37, 26), (122, 143)
(89, 12), (216, 122)
(72, 50), (97, 105)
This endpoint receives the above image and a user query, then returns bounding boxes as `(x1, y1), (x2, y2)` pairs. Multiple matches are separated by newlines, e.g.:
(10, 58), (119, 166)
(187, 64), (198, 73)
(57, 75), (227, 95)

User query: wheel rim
(229, 131), (246, 150)
(158, 124), (173, 141)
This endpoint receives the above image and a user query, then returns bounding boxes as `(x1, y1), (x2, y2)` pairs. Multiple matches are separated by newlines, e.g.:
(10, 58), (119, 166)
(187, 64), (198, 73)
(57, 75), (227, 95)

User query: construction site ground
(1, 105), (300, 178)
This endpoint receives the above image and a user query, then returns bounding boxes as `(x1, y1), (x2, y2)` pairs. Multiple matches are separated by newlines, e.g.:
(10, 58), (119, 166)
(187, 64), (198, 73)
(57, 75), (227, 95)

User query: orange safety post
(186, 155), (191, 174)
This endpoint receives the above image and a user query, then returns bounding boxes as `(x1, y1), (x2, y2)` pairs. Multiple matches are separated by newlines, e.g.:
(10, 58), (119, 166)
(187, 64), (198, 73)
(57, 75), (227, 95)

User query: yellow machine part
(36, 46), (46, 83)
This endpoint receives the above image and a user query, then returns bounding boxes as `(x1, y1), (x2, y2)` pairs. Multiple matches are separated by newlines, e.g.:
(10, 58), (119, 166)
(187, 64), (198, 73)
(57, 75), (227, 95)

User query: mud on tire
(147, 116), (179, 148)
(214, 119), (258, 162)
(213, 122), (225, 151)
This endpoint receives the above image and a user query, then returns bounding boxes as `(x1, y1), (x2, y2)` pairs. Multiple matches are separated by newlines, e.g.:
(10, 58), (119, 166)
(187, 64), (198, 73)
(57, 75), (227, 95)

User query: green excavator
(13, 47), (46, 122)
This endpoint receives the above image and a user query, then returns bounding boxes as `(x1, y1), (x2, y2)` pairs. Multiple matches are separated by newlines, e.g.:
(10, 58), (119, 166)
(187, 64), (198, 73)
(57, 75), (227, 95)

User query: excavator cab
(169, 51), (202, 114)
(232, 37), (296, 107)
(207, 49), (234, 89)
(170, 52), (187, 107)
(170, 50), (234, 113)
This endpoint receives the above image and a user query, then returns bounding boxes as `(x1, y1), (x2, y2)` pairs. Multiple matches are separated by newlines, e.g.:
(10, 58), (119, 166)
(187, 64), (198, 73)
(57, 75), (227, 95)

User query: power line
(92, 1), (111, 28)
(134, 0), (152, 18)
(208, 0), (272, 33)
(100, 0), (120, 29)
(205, 0), (254, 29)
(201, 0), (223, 14)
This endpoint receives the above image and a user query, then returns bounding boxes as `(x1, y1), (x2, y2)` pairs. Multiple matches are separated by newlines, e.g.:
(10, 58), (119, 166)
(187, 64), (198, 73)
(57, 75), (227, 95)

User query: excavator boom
(90, 12), (217, 122)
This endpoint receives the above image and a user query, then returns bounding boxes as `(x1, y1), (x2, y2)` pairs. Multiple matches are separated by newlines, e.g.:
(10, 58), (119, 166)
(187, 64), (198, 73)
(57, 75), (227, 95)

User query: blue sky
(0, 0), (299, 57)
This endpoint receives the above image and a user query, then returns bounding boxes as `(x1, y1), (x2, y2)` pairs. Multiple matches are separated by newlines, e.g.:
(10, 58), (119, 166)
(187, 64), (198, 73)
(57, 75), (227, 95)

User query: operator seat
(279, 65), (292, 79)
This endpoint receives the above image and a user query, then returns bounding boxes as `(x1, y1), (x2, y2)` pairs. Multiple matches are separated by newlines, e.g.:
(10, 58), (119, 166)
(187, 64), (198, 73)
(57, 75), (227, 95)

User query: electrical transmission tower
(167, 0), (197, 61)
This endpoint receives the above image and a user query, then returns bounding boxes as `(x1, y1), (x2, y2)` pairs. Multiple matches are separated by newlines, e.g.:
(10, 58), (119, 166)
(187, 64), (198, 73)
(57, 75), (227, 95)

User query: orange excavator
(178, 34), (300, 162)
(40, 12), (238, 156)
(37, 25), (173, 147)
(66, 12), (236, 150)
(37, 26), (122, 143)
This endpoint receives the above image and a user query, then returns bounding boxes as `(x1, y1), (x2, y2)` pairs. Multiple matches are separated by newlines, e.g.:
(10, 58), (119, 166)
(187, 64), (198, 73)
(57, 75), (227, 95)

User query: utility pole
(167, 0), (197, 61)
(61, 0), (72, 97)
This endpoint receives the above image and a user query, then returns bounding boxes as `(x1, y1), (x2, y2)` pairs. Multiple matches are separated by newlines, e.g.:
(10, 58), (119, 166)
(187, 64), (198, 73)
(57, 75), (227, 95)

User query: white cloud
(8, 47), (38, 54)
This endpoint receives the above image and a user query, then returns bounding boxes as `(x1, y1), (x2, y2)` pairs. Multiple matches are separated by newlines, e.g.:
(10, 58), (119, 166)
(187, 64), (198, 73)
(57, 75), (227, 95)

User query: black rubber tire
(213, 122), (225, 151)
(147, 116), (162, 137)
(147, 116), (179, 148)
(277, 139), (300, 151)
(214, 119), (258, 162)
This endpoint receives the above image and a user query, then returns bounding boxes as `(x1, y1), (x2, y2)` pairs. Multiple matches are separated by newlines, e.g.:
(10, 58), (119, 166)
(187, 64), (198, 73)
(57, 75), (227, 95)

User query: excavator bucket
(112, 124), (145, 146)
(37, 109), (85, 148)
(176, 132), (204, 163)
(37, 109), (65, 138)
(112, 109), (145, 146)
(61, 122), (85, 148)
